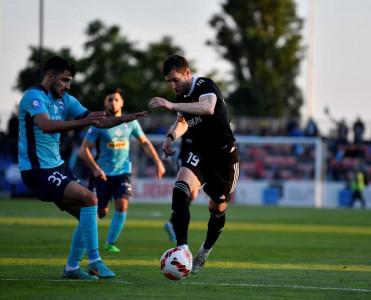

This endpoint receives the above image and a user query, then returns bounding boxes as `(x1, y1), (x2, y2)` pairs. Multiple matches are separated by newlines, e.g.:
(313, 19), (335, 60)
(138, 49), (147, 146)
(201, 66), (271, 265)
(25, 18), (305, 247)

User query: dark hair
(44, 56), (76, 77)
(162, 54), (189, 76)
(105, 87), (123, 98)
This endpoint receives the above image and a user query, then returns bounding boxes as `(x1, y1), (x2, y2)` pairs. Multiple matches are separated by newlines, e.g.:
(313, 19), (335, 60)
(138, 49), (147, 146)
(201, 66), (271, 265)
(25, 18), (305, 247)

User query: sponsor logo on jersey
(187, 116), (202, 128)
(106, 140), (128, 149)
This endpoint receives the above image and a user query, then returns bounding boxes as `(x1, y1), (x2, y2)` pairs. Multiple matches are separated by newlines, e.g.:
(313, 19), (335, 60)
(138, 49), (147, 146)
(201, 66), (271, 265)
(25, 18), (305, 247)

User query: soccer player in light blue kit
(80, 88), (166, 252)
(18, 56), (147, 280)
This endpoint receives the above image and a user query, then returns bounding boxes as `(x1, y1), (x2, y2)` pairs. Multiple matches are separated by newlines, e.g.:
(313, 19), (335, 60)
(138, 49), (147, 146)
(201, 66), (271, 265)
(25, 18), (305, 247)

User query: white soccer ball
(160, 247), (192, 280)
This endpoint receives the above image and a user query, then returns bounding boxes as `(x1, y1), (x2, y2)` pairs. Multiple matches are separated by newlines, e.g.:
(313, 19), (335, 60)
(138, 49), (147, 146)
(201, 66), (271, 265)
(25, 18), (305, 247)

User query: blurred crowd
(0, 113), (370, 195)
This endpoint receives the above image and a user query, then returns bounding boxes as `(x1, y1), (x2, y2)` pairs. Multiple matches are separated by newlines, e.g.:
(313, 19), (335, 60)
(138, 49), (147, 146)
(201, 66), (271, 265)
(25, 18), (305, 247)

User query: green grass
(1, 199), (371, 299)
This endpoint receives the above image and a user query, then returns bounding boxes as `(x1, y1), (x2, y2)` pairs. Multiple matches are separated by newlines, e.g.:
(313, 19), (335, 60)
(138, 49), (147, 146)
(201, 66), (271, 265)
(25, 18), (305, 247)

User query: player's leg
(62, 181), (115, 278)
(192, 147), (240, 274)
(104, 197), (129, 252)
(164, 187), (198, 243)
(63, 222), (97, 280)
(105, 174), (131, 252)
(171, 167), (201, 254)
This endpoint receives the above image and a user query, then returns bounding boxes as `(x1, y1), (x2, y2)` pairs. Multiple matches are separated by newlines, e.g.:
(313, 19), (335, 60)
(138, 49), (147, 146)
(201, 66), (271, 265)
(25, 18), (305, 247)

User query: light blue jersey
(18, 85), (88, 171)
(84, 120), (144, 176)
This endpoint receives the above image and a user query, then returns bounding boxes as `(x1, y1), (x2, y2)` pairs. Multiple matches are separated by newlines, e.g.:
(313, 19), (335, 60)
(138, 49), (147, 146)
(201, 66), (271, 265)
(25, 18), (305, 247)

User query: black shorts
(181, 146), (240, 203)
(89, 173), (132, 210)
(21, 162), (79, 211)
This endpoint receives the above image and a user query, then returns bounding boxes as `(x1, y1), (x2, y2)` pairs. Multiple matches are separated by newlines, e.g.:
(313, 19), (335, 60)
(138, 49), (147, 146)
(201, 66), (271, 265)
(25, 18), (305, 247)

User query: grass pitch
(0, 199), (371, 299)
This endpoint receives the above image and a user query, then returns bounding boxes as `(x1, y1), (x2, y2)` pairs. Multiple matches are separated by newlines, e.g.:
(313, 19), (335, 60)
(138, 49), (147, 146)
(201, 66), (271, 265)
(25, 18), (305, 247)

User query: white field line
(1, 278), (371, 293)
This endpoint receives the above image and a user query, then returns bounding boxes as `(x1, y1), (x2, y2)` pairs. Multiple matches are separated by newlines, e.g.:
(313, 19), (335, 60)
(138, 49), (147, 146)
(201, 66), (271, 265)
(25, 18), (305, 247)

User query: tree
(15, 46), (82, 96)
(208, 0), (304, 117)
(15, 20), (187, 114)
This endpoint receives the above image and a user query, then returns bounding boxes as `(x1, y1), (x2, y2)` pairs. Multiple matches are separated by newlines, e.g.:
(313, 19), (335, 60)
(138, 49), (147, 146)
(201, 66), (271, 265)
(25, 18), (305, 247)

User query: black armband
(166, 133), (175, 141)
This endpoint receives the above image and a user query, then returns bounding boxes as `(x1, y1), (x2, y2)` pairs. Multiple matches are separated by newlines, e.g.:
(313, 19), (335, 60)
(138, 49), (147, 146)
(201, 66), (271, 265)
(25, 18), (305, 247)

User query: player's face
(50, 71), (72, 98)
(104, 92), (124, 116)
(165, 68), (192, 96)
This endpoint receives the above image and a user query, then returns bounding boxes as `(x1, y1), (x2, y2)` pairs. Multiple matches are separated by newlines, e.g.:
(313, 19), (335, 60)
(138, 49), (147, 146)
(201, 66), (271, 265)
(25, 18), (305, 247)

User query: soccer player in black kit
(149, 55), (240, 274)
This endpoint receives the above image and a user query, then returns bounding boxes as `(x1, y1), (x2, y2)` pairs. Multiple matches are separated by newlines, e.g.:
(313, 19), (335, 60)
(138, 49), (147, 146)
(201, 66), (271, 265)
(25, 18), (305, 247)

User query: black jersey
(177, 76), (236, 159)
(178, 131), (193, 160)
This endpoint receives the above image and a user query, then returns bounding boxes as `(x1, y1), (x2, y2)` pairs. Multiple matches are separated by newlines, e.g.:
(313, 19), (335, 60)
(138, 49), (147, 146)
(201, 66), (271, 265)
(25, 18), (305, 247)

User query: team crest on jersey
(31, 99), (42, 109)
(115, 128), (123, 136)
(107, 140), (128, 149)
(54, 104), (59, 114)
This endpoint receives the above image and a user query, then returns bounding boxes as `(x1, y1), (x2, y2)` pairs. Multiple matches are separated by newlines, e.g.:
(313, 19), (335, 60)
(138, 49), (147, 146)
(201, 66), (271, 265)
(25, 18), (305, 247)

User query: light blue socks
(66, 223), (86, 270)
(80, 206), (100, 262)
(106, 211), (127, 244)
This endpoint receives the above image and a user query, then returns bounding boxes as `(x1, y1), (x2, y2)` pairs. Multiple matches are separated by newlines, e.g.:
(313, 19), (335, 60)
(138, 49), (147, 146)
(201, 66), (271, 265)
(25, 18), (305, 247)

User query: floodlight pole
(307, 0), (316, 118)
(39, 0), (44, 81)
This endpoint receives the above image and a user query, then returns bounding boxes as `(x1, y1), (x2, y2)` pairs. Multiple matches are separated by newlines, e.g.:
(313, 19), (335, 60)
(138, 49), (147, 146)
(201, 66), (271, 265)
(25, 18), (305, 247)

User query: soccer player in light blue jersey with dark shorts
(80, 88), (166, 253)
(18, 56), (147, 280)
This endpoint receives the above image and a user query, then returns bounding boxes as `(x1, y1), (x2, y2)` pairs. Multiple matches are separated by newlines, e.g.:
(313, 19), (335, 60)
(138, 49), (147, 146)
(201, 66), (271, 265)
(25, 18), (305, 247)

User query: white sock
(201, 242), (212, 254)
(178, 244), (190, 252)
(65, 265), (79, 271)
(88, 257), (101, 264)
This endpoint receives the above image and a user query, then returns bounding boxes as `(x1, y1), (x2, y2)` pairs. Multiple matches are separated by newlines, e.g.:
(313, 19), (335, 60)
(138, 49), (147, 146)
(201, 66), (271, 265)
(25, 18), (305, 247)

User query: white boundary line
(1, 278), (371, 293)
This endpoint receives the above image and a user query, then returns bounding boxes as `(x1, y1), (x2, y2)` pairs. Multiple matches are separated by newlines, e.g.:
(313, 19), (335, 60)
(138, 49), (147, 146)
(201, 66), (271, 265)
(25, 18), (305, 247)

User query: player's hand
(149, 97), (173, 110)
(86, 111), (106, 125)
(161, 153), (172, 166)
(122, 111), (148, 122)
(162, 138), (176, 157)
(156, 161), (166, 180)
(93, 168), (107, 181)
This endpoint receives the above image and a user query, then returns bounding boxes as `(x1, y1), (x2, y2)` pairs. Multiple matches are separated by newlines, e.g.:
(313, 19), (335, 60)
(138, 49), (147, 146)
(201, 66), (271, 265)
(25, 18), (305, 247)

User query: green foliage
(208, 0), (304, 117)
(15, 20), (185, 113)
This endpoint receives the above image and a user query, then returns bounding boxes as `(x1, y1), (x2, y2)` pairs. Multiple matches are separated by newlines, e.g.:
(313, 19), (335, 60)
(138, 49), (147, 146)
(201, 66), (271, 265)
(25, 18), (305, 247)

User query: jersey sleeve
(22, 89), (49, 117)
(84, 126), (100, 143)
(65, 94), (90, 119)
(131, 120), (144, 138)
(193, 78), (217, 99)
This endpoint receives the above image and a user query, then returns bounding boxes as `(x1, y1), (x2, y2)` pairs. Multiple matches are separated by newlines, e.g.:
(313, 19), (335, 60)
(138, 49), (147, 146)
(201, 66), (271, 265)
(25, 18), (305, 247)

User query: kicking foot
(191, 243), (211, 274)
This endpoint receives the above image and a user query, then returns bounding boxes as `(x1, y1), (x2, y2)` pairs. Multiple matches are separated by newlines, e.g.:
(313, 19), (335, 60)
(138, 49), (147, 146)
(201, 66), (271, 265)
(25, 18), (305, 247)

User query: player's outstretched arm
(95, 111), (148, 129)
(34, 111), (106, 133)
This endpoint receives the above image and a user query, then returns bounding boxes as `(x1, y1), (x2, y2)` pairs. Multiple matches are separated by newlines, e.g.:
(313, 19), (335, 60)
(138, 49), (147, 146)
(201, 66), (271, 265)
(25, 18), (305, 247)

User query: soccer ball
(160, 247), (192, 280)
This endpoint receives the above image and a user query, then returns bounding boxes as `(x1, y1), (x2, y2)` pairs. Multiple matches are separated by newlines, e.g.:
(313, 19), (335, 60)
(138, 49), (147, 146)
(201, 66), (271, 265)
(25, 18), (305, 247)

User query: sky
(1, 0), (371, 136)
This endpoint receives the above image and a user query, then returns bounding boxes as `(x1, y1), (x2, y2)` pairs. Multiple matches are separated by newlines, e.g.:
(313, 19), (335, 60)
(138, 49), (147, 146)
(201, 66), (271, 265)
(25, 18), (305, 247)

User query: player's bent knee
(83, 191), (98, 207)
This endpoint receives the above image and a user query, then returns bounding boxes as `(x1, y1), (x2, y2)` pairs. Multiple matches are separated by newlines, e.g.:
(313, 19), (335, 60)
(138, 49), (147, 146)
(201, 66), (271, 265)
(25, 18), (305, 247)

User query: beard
(50, 82), (65, 98)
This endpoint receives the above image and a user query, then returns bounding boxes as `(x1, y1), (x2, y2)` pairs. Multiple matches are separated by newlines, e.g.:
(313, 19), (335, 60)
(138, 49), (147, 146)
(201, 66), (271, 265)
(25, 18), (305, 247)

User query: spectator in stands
(304, 117), (319, 137)
(336, 119), (349, 144)
(287, 117), (303, 137)
(353, 117), (365, 144)
(350, 168), (367, 209)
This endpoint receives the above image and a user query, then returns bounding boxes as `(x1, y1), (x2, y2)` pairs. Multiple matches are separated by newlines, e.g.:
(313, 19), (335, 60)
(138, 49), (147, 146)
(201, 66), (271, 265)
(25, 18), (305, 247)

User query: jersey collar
(186, 76), (199, 97)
